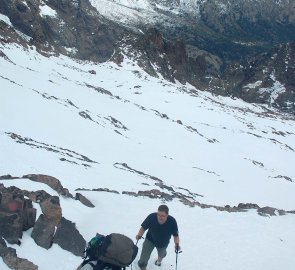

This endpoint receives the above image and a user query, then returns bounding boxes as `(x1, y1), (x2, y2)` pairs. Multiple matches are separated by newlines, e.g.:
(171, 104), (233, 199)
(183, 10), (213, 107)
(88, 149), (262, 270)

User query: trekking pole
(175, 245), (182, 270)
(131, 237), (144, 270)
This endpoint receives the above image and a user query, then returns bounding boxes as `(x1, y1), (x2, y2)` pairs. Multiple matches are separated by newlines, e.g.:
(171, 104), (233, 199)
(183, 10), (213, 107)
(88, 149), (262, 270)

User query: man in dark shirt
(136, 205), (180, 270)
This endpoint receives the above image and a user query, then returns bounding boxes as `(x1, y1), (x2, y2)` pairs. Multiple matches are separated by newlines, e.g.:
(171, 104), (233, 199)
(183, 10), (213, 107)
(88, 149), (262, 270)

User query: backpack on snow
(82, 233), (138, 269)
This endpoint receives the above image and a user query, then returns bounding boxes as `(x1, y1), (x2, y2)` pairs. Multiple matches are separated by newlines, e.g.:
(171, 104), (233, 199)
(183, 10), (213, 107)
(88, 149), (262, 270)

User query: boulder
(22, 199), (37, 231)
(40, 196), (62, 226)
(0, 189), (36, 244)
(258, 206), (277, 216)
(53, 217), (86, 257)
(75, 193), (95, 208)
(31, 215), (55, 249)
(0, 209), (22, 244)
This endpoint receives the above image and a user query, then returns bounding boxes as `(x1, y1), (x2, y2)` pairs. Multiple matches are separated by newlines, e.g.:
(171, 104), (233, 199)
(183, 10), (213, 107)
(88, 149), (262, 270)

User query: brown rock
(0, 189), (36, 244)
(40, 196), (62, 226)
(75, 193), (95, 208)
(23, 174), (64, 194)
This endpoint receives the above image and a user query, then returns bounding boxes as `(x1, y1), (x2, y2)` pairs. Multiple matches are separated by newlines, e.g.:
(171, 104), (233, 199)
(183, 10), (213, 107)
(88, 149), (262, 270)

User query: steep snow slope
(1, 43), (295, 270)
(1, 44), (294, 208)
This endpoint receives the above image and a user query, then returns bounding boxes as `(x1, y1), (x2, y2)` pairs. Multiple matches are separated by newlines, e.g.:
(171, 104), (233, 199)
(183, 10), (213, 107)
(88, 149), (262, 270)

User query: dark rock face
(31, 214), (55, 249)
(0, 0), (125, 61)
(225, 42), (295, 113)
(53, 217), (86, 257)
(0, 187), (36, 244)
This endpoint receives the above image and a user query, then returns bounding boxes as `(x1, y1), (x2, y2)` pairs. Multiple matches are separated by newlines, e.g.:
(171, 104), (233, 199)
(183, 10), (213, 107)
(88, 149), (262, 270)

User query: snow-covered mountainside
(0, 0), (294, 113)
(0, 1), (295, 269)
(1, 38), (295, 270)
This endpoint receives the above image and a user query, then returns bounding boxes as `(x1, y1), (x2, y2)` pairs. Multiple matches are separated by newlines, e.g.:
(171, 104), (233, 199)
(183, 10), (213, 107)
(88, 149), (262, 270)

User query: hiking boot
(155, 260), (161, 266)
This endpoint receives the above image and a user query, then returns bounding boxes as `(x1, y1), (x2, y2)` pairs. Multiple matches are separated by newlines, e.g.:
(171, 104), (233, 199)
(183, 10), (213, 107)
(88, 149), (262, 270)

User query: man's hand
(175, 243), (181, 253)
(136, 235), (143, 240)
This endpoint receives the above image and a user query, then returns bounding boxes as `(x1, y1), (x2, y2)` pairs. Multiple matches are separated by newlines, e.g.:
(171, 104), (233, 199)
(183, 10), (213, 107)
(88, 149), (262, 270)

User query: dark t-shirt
(141, 213), (179, 248)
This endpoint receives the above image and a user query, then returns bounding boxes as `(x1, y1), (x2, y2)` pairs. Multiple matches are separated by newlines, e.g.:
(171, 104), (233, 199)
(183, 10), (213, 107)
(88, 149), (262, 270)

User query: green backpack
(82, 233), (138, 269)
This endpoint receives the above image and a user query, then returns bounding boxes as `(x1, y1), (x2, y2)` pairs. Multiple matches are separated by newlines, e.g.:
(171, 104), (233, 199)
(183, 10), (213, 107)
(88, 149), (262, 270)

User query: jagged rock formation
(0, 182), (87, 268)
(0, 0), (125, 61)
(224, 42), (295, 113)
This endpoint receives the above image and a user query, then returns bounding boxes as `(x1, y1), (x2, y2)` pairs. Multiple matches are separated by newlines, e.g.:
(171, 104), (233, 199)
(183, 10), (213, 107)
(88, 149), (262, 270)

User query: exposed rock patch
(53, 217), (86, 257)
(0, 237), (38, 270)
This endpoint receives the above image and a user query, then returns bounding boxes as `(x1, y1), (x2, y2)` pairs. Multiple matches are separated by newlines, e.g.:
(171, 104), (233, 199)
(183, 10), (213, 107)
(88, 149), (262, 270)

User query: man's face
(157, 210), (168, 224)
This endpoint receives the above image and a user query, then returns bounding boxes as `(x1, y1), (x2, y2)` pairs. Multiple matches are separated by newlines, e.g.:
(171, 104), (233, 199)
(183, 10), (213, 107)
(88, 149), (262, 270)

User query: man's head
(157, 205), (169, 224)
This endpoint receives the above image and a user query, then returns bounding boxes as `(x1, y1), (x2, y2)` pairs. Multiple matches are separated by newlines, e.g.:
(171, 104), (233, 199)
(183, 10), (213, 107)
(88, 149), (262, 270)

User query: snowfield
(1, 43), (295, 270)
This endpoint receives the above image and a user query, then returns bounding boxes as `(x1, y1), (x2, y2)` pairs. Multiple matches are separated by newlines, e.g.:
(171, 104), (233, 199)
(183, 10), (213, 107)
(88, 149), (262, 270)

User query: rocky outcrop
(258, 207), (277, 216)
(23, 174), (74, 198)
(0, 186), (36, 244)
(0, 182), (87, 266)
(0, 237), (38, 270)
(0, 0), (126, 61)
(224, 42), (295, 114)
(53, 217), (86, 257)
(122, 188), (294, 217)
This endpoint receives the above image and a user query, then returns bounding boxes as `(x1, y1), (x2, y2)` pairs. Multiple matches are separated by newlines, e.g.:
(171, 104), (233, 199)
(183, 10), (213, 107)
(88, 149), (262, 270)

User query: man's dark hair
(158, 205), (169, 214)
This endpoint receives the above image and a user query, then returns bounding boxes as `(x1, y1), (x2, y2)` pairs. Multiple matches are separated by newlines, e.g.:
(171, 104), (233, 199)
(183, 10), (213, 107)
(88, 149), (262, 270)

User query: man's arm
(136, 226), (145, 240)
(173, 235), (180, 251)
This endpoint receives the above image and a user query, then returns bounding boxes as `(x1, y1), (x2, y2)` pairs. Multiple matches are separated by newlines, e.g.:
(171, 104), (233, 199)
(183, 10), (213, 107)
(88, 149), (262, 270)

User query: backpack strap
(82, 258), (91, 267)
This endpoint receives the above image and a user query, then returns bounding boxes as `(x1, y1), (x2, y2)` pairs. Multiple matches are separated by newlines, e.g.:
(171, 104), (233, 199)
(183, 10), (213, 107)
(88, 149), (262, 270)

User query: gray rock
(258, 206), (277, 216)
(31, 215), (55, 249)
(0, 207), (23, 244)
(53, 217), (86, 257)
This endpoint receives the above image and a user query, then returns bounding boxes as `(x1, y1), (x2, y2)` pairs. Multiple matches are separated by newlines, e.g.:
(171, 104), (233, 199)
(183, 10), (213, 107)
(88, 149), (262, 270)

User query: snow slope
(1, 42), (295, 270)
(88, 0), (201, 27)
